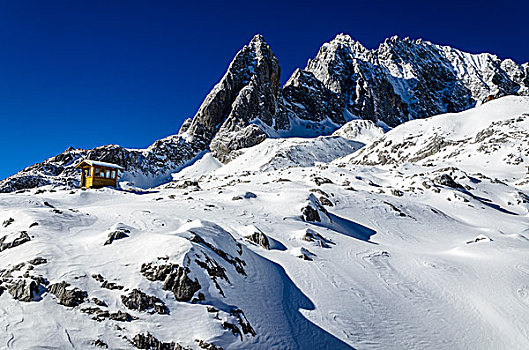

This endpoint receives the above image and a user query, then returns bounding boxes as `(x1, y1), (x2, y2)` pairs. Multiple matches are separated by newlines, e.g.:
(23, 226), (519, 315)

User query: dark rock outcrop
(141, 262), (201, 302)
(132, 333), (189, 350)
(121, 289), (168, 315)
(434, 174), (463, 189)
(301, 194), (331, 223)
(48, 281), (87, 307)
(7, 278), (40, 302)
(28, 257), (47, 266)
(245, 230), (270, 250)
(0, 231), (31, 252)
(104, 228), (130, 245)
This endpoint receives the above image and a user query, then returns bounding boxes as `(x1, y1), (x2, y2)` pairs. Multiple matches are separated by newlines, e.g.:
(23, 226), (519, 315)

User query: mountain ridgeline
(1, 34), (527, 192)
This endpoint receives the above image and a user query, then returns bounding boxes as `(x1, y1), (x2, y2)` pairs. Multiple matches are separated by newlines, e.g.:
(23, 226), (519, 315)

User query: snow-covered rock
(332, 119), (385, 144)
(351, 95), (529, 185)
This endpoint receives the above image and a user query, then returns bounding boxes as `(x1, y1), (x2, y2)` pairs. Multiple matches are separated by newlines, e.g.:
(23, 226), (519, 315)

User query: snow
(352, 96), (529, 184)
(77, 160), (124, 170)
(1, 96), (529, 349)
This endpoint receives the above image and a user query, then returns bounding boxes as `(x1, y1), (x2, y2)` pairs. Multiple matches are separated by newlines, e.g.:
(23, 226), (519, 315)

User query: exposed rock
(305, 34), (528, 127)
(81, 306), (110, 321)
(7, 278), (40, 302)
(0, 231), (31, 252)
(302, 229), (333, 248)
(434, 174), (463, 189)
(141, 262), (201, 302)
(245, 230), (270, 250)
(48, 281), (87, 307)
(28, 257), (47, 265)
(92, 339), (108, 348)
(232, 192), (257, 200)
(319, 196), (334, 206)
(312, 176), (333, 186)
(104, 228), (130, 245)
(191, 233), (247, 275)
(301, 194), (331, 223)
(92, 297), (107, 307)
(391, 189), (404, 197)
(2, 218), (14, 228)
(121, 289), (168, 315)
(101, 280), (124, 290)
(132, 333), (189, 350)
(109, 310), (137, 322)
(230, 308), (256, 336)
(195, 339), (224, 350)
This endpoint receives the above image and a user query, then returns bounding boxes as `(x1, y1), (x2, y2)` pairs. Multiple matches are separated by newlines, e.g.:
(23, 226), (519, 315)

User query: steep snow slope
(216, 136), (364, 175)
(351, 95), (529, 185)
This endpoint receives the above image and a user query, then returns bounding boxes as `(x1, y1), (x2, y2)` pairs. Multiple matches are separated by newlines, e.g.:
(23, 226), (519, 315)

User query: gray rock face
(434, 174), (463, 189)
(121, 288), (168, 315)
(304, 34), (528, 127)
(141, 262), (201, 302)
(301, 194), (331, 223)
(0, 136), (203, 193)
(104, 228), (130, 246)
(48, 281), (87, 307)
(132, 333), (188, 350)
(7, 278), (39, 302)
(281, 69), (345, 126)
(0, 231), (31, 252)
(245, 230), (270, 250)
(184, 35), (282, 162)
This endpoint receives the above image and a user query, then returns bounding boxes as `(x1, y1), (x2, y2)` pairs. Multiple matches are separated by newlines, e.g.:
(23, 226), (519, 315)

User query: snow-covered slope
(1, 142), (528, 348)
(331, 119), (385, 144)
(351, 95), (529, 185)
(216, 135), (364, 175)
(2, 95), (529, 348)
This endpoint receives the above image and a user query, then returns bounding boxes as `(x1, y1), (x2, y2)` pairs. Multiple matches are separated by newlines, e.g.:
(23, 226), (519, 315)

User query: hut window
(111, 170), (116, 179)
(106, 170), (111, 178)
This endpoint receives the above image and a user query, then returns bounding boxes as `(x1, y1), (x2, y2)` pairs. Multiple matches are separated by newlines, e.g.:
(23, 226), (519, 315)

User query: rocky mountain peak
(1, 34), (528, 193)
(179, 34), (281, 162)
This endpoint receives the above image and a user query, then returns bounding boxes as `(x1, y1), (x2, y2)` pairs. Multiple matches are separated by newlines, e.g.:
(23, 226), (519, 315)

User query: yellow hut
(75, 159), (124, 189)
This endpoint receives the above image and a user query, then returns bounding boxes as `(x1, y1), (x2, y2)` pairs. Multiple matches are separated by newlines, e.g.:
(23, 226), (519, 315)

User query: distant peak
(331, 33), (356, 44)
(250, 33), (267, 45)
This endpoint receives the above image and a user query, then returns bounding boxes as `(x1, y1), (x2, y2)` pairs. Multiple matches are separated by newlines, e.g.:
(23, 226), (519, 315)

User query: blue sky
(0, 0), (527, 180)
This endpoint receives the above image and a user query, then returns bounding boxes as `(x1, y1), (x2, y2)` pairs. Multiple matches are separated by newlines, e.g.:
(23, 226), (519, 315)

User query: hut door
(81, 169), (86, 187)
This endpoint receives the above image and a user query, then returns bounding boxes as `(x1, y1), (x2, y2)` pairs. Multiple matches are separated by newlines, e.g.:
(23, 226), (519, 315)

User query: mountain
(1, 96), (528, 349)
(1, 34), (527, 193)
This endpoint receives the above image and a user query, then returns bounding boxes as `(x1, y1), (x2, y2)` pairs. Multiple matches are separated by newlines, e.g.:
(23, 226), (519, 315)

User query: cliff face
(1, 33), (527, 192)
(181, 35), (283, 162)
(303, 34), (528, 127)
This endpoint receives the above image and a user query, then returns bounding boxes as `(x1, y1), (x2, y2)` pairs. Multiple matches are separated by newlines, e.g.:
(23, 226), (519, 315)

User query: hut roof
(75, 159), (124, 170)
